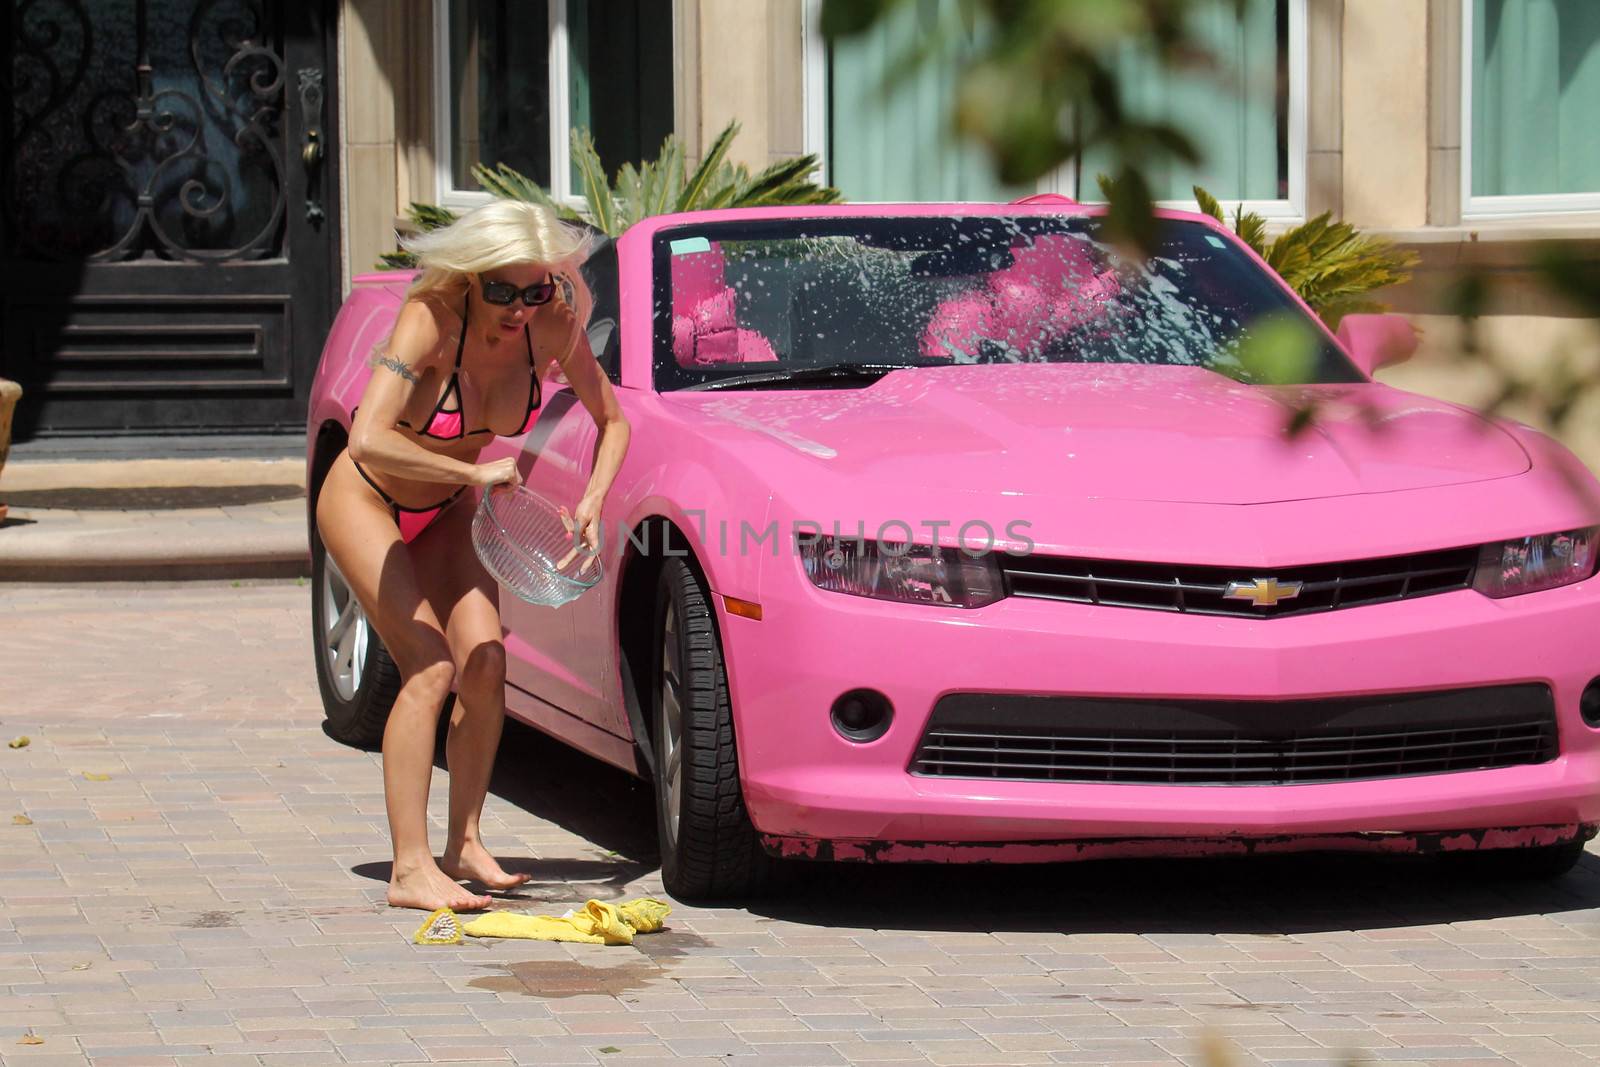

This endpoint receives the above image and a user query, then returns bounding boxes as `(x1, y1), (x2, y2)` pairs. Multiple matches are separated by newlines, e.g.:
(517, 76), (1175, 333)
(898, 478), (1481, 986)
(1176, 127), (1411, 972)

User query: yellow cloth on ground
(462, 897), (672, 945)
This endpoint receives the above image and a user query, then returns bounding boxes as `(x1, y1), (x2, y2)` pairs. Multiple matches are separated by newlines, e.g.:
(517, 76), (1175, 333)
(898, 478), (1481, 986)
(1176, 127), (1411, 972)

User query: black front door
(1, 0), (338, 437)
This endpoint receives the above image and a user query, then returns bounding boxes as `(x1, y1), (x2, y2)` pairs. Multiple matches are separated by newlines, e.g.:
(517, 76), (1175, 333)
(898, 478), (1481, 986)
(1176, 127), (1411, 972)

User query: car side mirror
(1336, 313), (1417, 376)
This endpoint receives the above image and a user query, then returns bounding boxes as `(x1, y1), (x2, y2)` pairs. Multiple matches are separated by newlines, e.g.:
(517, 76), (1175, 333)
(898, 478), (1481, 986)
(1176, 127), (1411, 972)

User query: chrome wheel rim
(321, 551), (368, 702)
(659, 600), (684, 851)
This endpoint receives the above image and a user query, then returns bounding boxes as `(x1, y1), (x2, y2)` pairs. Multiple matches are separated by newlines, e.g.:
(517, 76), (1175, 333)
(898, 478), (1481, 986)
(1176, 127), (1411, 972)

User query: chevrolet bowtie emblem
(1223, 577), (1303, 607)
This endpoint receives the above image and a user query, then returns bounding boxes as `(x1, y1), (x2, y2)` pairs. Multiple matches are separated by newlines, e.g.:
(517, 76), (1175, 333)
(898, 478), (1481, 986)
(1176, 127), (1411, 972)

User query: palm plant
(379, 121), (841, 268)
(1190, 184), (1418, 330)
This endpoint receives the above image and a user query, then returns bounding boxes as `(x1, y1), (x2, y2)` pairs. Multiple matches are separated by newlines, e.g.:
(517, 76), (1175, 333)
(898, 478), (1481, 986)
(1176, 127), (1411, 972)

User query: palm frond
(733, 154), (839, 206)
(571, 127), (619, 236)
(614, 162), (645, 231)
(1191, 184), (1225, 224)
(1231, 203), (1270, 259)
(380, 121), (842, 265)
(468, 163), (580, 221)
(406, 202), (459, 232)
(1189, 185), (1416, 327)
(648, 135), (684, 216)
(678, 121), (741, 212)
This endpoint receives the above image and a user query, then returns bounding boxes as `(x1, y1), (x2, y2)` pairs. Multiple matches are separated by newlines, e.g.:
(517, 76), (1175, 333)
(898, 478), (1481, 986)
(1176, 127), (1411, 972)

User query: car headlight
(799, 535), (1004, 608)
(1473, 526), (1599, 598)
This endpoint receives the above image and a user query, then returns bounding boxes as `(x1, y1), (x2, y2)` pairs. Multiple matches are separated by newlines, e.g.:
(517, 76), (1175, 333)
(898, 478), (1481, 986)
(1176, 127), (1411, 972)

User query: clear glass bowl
(472, 485), (602, 608)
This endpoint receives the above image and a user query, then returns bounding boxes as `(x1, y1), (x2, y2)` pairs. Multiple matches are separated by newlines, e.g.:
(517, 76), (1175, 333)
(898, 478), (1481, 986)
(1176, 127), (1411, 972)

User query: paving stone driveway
(6, 581), (1600, 1067)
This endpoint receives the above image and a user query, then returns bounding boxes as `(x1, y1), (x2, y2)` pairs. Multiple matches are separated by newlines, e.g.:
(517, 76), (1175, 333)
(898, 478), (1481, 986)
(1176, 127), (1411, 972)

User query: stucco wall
(1342, 0), (1430, 229)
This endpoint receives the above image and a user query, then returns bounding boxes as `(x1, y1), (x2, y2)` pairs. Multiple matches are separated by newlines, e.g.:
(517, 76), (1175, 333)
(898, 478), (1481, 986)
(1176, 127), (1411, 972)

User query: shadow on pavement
(453, 717), (660, 867)
(350, 857), (648, 904)
(331, 714), (658, 897)
(393, 715), (1600, 936)
(3, 485), (304, 509)
(761, 848), (1600, 936)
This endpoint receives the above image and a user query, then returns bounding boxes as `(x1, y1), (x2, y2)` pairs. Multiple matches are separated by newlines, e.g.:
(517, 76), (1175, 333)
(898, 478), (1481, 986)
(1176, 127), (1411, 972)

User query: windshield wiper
(685, 361), (941, 392)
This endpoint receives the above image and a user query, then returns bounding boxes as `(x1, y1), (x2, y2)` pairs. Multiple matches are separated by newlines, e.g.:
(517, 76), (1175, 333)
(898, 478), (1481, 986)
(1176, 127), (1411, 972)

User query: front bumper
(718, 569), (1600, 854)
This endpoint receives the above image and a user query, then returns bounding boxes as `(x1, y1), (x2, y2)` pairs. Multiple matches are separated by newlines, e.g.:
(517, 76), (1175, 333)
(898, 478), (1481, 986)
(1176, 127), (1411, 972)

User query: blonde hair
(397, 199), (595, 332)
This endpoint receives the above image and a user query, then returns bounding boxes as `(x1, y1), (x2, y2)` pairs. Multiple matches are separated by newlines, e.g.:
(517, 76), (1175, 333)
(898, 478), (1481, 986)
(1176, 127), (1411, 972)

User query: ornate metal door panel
(1, 0), (337, 435)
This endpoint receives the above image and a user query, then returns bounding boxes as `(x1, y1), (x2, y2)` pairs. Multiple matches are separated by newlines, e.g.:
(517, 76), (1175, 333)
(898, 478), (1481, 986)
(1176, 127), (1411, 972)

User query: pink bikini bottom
(353, 459), (467, 544)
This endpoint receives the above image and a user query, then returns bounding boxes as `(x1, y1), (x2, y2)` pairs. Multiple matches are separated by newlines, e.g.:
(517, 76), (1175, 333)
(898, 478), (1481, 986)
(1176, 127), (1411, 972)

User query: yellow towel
(461, 897), (671, 945)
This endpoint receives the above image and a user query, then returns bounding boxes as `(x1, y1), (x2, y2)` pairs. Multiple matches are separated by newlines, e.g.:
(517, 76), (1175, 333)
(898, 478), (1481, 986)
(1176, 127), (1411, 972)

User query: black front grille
(997, 547), (1478, 618)
(910, 686), (1558, 785)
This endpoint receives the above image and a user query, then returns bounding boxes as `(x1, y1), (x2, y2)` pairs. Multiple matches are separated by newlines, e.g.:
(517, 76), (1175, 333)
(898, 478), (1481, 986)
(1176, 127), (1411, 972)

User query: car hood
(661, 363), (1530, 505)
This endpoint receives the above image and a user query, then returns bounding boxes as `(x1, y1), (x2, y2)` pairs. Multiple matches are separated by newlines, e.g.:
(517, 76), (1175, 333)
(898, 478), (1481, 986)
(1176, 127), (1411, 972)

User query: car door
(489, 236), (629, 735)
(556, 402), (632, 737)
(483, 379), (591, 717)
(556, 239), (631, 736)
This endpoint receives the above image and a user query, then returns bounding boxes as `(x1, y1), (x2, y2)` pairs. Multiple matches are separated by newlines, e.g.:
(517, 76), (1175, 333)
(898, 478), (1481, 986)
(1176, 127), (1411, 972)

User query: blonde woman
(316, 200), (630, 912)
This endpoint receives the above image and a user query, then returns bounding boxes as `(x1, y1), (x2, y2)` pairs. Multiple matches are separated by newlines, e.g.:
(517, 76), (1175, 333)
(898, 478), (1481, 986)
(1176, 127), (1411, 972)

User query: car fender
(1493, 419), (1600, 523)
(612, 467), (774, 604)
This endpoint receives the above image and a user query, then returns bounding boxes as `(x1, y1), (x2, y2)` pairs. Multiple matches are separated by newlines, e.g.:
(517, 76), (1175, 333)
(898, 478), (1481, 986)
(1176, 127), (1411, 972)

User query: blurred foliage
(1190, 184), (1418, 330)
(1233, 312), (1318, 387)
(822, 0), (1598, 458)
(1531, 243), (1600, 320)
(379, 121), (840, 268)
(1449, 256), (1598, 431)
(821, 0), (1249, 255)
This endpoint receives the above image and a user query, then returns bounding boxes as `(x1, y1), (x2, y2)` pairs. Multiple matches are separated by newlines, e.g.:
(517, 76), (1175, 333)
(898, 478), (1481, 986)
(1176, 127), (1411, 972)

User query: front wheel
(651, 557), (779, 900)
(310, 516), (400, 747)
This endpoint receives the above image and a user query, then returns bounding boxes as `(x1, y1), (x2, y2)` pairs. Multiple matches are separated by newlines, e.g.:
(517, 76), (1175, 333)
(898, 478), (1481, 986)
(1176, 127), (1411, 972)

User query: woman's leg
(409, 493), (531, 891)
(316, 452), (492, 911)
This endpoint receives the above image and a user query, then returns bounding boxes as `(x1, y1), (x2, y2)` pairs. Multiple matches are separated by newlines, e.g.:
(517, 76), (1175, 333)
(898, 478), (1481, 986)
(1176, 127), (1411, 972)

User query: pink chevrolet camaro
(306, 199), (1600, 900)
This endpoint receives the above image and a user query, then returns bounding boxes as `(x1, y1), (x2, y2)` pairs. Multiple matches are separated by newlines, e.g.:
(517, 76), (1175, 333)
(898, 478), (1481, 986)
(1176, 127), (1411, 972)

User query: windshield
(651, 216), (1362, 392)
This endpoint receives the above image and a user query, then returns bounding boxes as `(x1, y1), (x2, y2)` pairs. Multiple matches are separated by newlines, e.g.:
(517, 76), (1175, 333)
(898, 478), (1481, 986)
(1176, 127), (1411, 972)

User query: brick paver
(6, 581), (1600, 1065)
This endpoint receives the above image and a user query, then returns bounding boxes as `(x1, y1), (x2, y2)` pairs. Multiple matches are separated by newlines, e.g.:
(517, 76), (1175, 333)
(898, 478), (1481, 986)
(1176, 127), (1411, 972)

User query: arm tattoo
(374, 355), (419, 383)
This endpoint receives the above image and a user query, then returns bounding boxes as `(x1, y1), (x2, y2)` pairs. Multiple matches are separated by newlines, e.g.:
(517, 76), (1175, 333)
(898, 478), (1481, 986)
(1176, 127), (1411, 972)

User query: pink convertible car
(307, 199), (1600, 899)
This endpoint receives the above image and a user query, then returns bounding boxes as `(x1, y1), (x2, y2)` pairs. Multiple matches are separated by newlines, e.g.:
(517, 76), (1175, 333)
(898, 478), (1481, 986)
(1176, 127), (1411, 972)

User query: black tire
(1443, 838), (1588, 881)
(651, 556), (779, 900)
(310, 516), (401, 747)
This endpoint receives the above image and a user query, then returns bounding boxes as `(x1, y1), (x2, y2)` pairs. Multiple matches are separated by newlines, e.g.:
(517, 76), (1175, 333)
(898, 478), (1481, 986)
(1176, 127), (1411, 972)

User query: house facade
(4, 0), (1597, 463)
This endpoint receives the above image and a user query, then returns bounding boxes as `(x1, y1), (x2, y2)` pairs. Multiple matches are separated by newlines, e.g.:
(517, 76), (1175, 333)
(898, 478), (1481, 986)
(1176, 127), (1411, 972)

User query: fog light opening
(1582, 677), (1600, 729)
(831, 688), (893, 743)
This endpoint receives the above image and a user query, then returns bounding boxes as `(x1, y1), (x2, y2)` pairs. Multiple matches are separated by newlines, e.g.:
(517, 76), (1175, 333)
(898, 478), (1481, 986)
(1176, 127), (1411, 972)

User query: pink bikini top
(398, 292), (541, 440)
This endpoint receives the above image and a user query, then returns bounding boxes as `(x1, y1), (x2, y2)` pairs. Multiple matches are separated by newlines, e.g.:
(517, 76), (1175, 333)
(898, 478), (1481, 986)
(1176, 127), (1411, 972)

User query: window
(434, 0), (673, 209)
(820, 2), (1026, 202)
(1463, 0), (1600, 217)
(805, 0), (1305, 218)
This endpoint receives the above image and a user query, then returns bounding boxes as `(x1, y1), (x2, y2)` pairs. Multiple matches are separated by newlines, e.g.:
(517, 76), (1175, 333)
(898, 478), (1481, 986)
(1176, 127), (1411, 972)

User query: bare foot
(387, 860), (493, 912)
(440, 839), (533, 892)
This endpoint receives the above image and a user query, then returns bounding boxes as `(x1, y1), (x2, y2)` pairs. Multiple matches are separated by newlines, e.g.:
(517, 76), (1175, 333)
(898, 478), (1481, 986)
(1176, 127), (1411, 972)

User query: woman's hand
(473, 457), (522, 493)
(556, 493), (603, 575)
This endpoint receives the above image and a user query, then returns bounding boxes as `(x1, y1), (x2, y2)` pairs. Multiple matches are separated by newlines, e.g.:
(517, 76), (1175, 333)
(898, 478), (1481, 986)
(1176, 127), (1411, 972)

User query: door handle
(298, 67), (325, 225)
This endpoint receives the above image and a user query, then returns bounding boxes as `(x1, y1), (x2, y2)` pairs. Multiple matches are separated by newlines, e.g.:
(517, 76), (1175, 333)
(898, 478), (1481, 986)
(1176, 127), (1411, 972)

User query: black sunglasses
(481, 276), (555, 306)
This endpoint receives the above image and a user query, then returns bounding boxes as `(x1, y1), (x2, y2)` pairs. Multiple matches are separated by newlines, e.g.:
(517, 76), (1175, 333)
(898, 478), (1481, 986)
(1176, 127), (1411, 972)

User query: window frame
(431, 0), (585, 212)
(801, 0), (1307, 221)
(1459, 0), (1600, 219)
